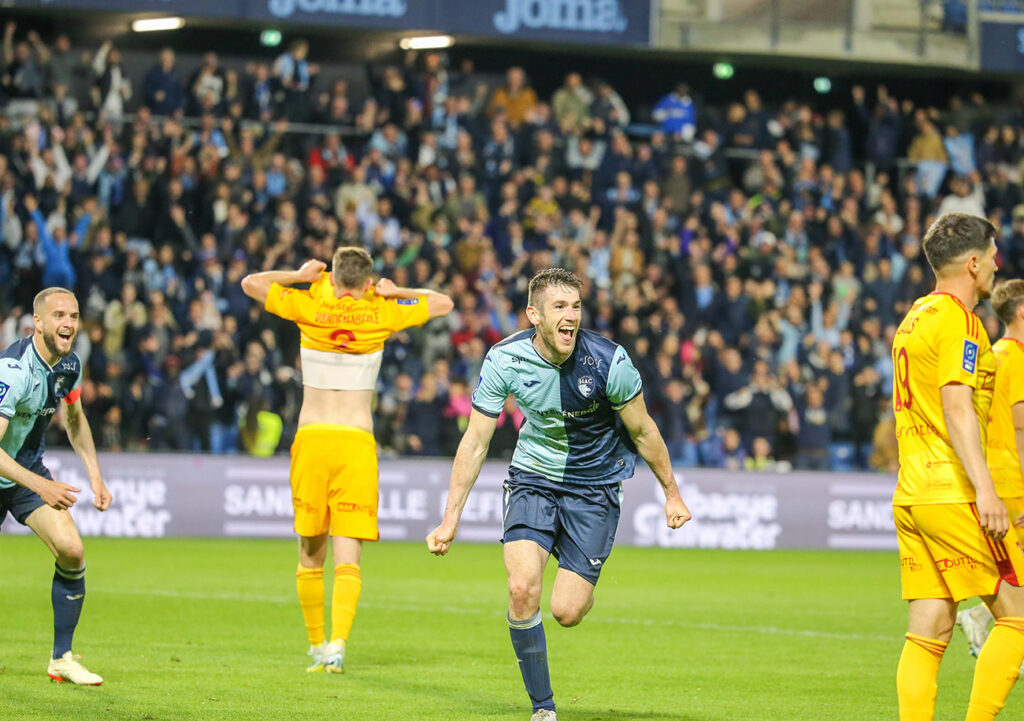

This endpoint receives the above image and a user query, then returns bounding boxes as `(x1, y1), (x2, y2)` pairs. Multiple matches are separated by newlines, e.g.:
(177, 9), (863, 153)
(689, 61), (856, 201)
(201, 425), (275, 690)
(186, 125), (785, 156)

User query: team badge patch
(0, 381), (8, 404)
(963, 339), (978, 373)
(577, 375), (594, 397)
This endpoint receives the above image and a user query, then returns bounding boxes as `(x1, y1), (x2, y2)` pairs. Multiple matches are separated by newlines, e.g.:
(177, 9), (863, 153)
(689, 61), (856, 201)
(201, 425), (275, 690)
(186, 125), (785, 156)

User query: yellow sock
(897, 633), (947, 721)
(330, 564), (362, 644)
(296, 565), (325, 646)
(966, 617), (1024, 721)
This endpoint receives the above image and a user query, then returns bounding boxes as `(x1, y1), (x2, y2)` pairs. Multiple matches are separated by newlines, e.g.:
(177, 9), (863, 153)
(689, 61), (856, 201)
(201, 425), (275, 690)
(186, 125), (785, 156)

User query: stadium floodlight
(260, 29), (283, 47)
(131, 17), (185, 32)
(713, 62), (734, 80)
(814, 76), (832, 93)
(398, 35), (455, 50)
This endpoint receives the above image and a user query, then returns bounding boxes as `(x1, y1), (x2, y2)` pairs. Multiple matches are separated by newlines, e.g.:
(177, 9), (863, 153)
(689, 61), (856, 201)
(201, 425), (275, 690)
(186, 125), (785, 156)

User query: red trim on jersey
(63, 387), (81, 405)
(929, 292), (979, 338)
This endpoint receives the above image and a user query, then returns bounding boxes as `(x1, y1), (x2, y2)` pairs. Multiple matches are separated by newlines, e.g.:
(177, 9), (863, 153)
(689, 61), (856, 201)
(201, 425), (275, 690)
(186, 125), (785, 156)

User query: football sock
(897, 632), (947, 721)
(966, 617), (1024, 721)
(52, 563), (86, 659)
(296, 564), (325, 646)
(509, 611), (555, 712)
(330, 564), (361, 644)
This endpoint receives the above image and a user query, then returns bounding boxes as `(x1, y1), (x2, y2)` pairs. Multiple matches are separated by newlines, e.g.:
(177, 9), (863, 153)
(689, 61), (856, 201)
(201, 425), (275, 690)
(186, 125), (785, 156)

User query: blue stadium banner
(980, 21), (1024, 72)
(18, 0), (651, 47)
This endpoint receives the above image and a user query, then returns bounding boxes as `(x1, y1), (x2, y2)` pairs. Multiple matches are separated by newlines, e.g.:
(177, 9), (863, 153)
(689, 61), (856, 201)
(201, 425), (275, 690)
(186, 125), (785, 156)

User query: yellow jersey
(892, 292), (996, 506)
(988, 337), (1024, 499)
(264, 273), (429, 354)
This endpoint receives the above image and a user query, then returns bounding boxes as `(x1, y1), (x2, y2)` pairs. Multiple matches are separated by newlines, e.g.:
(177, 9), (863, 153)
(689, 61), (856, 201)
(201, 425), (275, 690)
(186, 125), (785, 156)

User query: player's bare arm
(426, 409), (498, 555)
(0, 415), (80, 510)
(374, 278), (454, 318)
(941, 382), (1008, 538)
(62, 397), (111, 511)
(241, 259), (327, 304)
(617, 392), (691, 529)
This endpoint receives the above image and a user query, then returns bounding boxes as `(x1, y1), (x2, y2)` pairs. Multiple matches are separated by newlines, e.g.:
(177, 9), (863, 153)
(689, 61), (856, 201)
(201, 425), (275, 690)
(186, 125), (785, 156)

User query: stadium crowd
(2, 22), (1023, 471)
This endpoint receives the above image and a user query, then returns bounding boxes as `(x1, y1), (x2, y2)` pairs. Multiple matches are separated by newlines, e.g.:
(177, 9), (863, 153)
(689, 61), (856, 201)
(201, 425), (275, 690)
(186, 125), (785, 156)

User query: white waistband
(300, 347), (382, 390)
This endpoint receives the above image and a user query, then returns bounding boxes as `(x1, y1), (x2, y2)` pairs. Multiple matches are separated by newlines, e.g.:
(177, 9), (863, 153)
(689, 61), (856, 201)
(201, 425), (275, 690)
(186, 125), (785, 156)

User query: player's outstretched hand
(665, 497), (691, 529)
(426, 521), (457, 556)
(40, 480), (81, 511)
(976, 492), (1009, 539)
(92, 479), (112, 511)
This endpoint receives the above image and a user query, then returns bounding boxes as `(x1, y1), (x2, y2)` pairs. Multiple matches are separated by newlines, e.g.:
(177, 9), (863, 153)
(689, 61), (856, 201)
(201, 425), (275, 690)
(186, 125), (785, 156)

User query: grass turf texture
(0, 538), (1015, 720)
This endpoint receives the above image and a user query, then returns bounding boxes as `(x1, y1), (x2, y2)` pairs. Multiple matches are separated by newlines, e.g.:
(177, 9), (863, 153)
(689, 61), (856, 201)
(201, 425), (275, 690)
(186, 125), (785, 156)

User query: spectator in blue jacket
(142, 48), (185, 116)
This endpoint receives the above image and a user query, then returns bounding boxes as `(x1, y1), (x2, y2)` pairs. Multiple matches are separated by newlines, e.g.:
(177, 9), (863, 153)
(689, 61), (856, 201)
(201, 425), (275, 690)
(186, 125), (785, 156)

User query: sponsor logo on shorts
(900, 557), (923, 572)
(335, 501), (376, 517)
(588, 558), (603, 567)
(936, 556), (982, 572)
(963, 340), (978, 373)
(292, 497), (318, 515)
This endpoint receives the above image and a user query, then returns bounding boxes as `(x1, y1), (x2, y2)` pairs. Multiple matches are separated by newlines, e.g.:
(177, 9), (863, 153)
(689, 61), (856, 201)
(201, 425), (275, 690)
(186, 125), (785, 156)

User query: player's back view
(242, 247), (453, 672)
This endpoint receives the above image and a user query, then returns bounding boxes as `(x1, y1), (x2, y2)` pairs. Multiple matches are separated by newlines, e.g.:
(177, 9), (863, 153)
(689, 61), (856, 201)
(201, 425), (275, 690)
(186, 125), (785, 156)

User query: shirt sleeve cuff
(472, 404), (501, 419)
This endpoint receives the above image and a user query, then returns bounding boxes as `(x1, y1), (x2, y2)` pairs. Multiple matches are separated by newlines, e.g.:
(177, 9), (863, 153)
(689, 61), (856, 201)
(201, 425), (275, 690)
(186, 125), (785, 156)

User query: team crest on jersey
(577, 375), (594, 397)
(963, 340), (979, 373)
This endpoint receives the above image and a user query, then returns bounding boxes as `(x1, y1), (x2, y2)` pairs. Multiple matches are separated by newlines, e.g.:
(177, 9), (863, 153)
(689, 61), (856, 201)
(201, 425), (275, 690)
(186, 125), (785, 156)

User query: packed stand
(2, 23), (1023, 471)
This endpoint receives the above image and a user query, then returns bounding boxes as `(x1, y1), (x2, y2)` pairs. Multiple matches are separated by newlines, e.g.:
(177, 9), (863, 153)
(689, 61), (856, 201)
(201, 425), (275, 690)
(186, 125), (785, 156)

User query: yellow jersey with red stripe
(264, 273), (429, 354)
(988, 337), (1024, 499)
(892, 292), (996, 506)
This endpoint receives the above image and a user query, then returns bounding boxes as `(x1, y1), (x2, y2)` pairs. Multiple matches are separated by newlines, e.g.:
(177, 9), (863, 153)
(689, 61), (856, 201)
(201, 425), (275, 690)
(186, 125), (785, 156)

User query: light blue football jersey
(0, 337), (82, 488)
(471, 329), (643, 485)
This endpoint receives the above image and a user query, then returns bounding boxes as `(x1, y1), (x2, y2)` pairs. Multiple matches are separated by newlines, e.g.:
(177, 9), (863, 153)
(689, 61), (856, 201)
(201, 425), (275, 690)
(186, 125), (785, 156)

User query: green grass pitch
(0, 537), (1016, 720)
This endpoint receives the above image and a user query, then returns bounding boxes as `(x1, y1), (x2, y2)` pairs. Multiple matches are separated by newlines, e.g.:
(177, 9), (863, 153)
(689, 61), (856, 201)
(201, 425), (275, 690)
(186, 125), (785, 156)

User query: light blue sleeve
(0, 361), (30, 420)
(470, 349), (510, 418)
(606, 345), (643, 410)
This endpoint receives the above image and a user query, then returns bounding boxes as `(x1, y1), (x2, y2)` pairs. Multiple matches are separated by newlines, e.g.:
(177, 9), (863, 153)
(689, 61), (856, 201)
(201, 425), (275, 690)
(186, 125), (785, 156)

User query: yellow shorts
(290, 424), (379, 541)
(1006, 497), (1024, 542)
(895, 502), (1024, 602)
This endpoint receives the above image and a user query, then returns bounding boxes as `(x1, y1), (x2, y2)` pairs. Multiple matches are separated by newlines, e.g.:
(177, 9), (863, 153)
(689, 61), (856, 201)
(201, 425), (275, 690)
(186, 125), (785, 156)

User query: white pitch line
(81, 586), (893, 643)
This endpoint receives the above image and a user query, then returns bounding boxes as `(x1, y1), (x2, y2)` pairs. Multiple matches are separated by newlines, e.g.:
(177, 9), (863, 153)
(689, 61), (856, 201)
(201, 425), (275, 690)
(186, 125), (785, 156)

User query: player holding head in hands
(426, 268), (690, 721)
(243, 247), (453, 673)
(0, 288), (112, 685)
(891, 213), (1024, 721)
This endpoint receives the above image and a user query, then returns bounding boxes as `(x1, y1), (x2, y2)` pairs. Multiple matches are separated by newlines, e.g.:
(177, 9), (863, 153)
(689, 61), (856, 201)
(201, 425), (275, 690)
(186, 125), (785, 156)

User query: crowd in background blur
(3, 21), (1024, 471)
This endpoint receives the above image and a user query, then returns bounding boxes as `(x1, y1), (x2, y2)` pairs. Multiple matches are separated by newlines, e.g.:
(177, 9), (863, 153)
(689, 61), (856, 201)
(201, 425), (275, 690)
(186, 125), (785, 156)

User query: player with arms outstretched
(242, 247), (453, 672)
(892, 213), (1024, 721)
(956, 279), (1024, 661)
(426, 268), (690, 721)
(0, 288), (112, 685)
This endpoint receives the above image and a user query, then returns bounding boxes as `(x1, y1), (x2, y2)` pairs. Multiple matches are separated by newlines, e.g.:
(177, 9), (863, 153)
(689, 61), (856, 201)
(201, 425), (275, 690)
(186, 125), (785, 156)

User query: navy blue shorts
(502, 467), (622, 584)
(0, 463), (50, 528)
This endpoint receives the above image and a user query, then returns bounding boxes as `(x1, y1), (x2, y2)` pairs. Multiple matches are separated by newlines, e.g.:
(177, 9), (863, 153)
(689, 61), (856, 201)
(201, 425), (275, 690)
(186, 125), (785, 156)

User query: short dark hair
(992, 279), (1024, 325)
(332, 247), (373, 290)
(922, 213), (997, 272)
(528, 268), (583, 308)
(33, 287), (75, 316)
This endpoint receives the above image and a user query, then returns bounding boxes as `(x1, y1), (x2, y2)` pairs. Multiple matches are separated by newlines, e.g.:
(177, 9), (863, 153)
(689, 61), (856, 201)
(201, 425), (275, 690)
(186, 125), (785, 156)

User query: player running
(955, 279), (1024, 663)
(426, 268), (690, 721)
(242, 248), (453, 673)
(0, 288), (112, 685)
(891, 213), (1024, 721)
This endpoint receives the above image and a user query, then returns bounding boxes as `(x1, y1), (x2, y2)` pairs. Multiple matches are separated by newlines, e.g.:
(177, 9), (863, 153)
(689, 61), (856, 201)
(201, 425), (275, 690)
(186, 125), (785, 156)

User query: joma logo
(494, 0), (628, 34)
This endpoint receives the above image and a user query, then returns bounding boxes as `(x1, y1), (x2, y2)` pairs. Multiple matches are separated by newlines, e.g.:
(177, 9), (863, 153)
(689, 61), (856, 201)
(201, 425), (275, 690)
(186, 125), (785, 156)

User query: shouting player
(892, 213), (1024, 721)
(0, 288), (112, 684)
(426, 268), (690, 721)
(242, 248), (453, 672)
(956, 279), (1024, 662)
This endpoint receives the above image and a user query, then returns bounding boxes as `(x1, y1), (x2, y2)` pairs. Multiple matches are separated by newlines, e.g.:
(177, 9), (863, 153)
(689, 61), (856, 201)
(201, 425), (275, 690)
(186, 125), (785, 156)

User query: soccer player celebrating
(892, 214), (1024, 721)
(0, 288), (112, 684)
(956, 279), (1024, 661)
(426, 268), (691, 721)
(242, 248), (453, 672)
